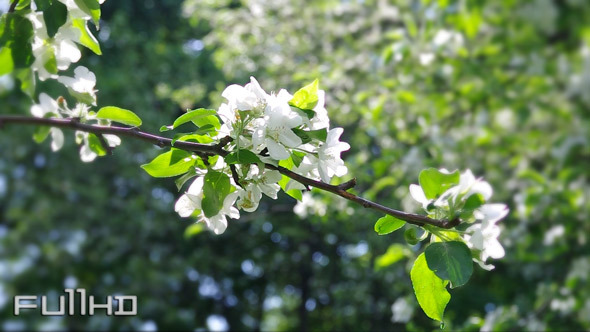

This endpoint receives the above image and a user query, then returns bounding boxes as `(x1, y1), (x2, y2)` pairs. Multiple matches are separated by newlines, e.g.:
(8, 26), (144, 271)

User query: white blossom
(308, 89), (330, 130)
(30, 93), (64, 151)
(175, 177), (204, 217)
(175, 176), (240, 234)
(452, 169), (493, 201)
(246, 166), (282, 199)
(285, 154), (321, 191)
(221, 76), (269, 113)
(419, 52), (435, 66)
(252, 90), (303, 160)
(31, 93), (59, 118)
(49, 128), (65, 152)
(464, 204), (509, 269)
(317, 128), (350, 183)
(409, 184), (429, 209)
(58, 66), (97, 105)
(27, 13), (82, 80)
(203, 192), (240, 234)
(76, 131), (120, 162)
(410, 169), (493, 210)
(236, 183), (262, 212)
(233, 165), (281, 213)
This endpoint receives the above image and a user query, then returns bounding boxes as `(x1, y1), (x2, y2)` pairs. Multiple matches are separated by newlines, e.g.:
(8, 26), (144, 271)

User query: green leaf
(224, 149), (261, 165)
(291, 150), (305, 167)
(43, 1), (68, 38)
(34, 0), (51, 10)
(67, 87), (96, 105)
(278, 175), (302, 201)
(202, 170), (232, 218)
(375, 244), (408, 271)
(15, 68), (35, 97)
(418, 168), (460, 200)
(292, 128), (327, 144)
(404, 228), (420, 245)
(96, 106), (142, 127)
(374, 215), (406, 235)
(411, 253), (451, 322)
(43, 47), (57, 74)
(184, 223), (205, 239)
(71, 19), (102, 55)
(278, 155), (296, 170)
(175, 169), (198, 191)
(141, 149), (195, 178)
(87, 133), (107, 156)
(171, 108), (218, 130)
(15, 0), (31, 10)
(289, 79), (319, 111)
(291, 105), (316, 119)
(0, 47), (13, 75)
(463, 193), (485, 211)
(32, 126), (51, 143)
(171, 133), (214, 145)
(4, 14), (34, 68)
(192, 115), (221, 130)
(424, 241), (473, 288)
(73, 0), (101, 26)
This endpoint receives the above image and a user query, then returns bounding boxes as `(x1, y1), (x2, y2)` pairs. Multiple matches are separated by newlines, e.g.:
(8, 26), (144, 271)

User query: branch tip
(337, 178), (357, 191)
(216, 136), (233, 149)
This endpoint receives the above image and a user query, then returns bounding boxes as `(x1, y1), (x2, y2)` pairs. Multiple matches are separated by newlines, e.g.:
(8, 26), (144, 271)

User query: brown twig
(0, 115), (460, 229)
(96, 134), (114, 155)
(8, 0), (19, 13)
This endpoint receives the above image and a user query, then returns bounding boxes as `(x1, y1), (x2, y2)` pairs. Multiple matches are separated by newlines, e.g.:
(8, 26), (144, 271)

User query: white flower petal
(79, 143), (97, 162)
(484, 239), (505, 260)
(474, 259), (495, 271)
(266, 139), (290, 160)
(56, 39), (81, 65)
(478, 204), (509, 223)
(206, 214), (228, 235)
(409, 184), (428, 205)
(50, 128), (64, 151)
(175, 194), (198, 217)
(469, 181), (493, 200)
(263, 170), (282, 184)
(103, 134), (121, 147)
(279, 129), (302, 148)
(187, 177), (204, 196)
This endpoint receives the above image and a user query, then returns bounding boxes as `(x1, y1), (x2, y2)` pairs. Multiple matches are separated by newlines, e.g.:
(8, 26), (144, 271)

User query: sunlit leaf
(411, 253), (450, 322)
(425, 241), (473, 288)
(141, 149), (195, 178)
(418, 168), (460, 200)
(374, 215), (406, 235)
(289, 79), (319, 111)
(96, 106), (142, 127)
(202, 169), (232, 218)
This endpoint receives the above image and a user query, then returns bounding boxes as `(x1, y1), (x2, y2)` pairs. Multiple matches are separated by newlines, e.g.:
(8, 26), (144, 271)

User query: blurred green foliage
(1, 0), (590, 330)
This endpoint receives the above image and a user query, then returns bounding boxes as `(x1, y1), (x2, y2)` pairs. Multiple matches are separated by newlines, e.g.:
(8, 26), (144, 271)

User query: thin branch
(0, 115), (460, 229)
(8, 0), (19, 13)
(96, 134), (114, 155)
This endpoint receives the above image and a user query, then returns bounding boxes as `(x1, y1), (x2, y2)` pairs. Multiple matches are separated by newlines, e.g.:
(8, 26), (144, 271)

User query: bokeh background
(1, 0), (590, 330)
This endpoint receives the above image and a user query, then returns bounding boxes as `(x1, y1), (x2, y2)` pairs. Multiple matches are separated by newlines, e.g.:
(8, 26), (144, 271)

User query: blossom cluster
(175, 77), (350, 234)
(22, 1), (113, 162)
(27, 0), (104, 89)
(409, 169), (509, 270)
(30, 78), (120, 163)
